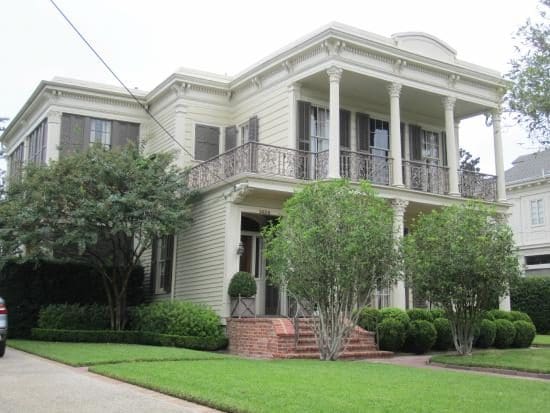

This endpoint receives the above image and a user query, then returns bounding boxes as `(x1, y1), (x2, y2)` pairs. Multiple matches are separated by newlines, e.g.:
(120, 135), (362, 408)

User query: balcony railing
(188, 142), (497, 201)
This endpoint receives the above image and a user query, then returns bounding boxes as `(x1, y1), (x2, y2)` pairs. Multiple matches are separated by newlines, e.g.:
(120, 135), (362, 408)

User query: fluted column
(327, 66), (343, 179)
(492, 109), (506, 202)
(46, 110), (62, 163)
(443, 97), (459, 196)
(391, 199), (408, 310)
(388, 83), (403, 187)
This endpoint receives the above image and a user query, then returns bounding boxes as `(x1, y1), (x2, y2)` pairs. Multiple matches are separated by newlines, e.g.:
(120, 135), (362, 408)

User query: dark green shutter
(60, 113), (86, 157)
(112, 121), (140, 148)
(164, 235), (174, 293)
(195, 125), (220, 160)
(225, 126), (238, 150)
(400, 122), (405, 159)
(441, 131), (448, 166)
(409, 125), (422, 161)
(297, 101), (311, 151)
(356, 113), (370, 152)
(340, 109), (351, 149)
(150, 238), (158, 294)
(248, 116), (259, 142)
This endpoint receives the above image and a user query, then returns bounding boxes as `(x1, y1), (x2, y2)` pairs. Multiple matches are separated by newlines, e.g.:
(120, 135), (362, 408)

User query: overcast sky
(0, 0), (543, 173)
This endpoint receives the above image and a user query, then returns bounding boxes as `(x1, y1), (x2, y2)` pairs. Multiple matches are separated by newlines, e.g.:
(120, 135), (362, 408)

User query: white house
(506, 150), (550, 277)
(1, 22), (511, 320)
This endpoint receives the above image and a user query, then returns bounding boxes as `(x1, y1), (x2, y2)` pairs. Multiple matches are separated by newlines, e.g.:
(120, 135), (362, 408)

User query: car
(0, 297), (7, 357)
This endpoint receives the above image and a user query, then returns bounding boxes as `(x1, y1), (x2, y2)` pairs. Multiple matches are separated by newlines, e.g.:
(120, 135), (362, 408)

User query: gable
(392, 32), (457, 64)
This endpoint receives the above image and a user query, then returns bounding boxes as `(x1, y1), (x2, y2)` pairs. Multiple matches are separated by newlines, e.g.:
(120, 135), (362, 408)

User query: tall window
(240, 123), (249, 144)
(422, 131), (440, 164)
(530, 199), (545, 226)
(90, 118), (112, 147)
(9, 143), (25, 181)
(28, 119), (48, 165)
(369, 118), (389, 157)
(151, 235), (175, 294)
(195, 124), (220, 161)
(310, 106), (329, 153)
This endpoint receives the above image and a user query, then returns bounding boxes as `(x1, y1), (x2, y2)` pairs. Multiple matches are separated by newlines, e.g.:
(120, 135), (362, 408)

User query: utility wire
(48, 0), (229, 184)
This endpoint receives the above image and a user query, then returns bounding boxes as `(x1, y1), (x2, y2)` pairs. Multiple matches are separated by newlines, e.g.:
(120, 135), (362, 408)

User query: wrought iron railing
(340, 151), (392, 186)
(403, 160), (449, 195)
(459, 170), (497, 201)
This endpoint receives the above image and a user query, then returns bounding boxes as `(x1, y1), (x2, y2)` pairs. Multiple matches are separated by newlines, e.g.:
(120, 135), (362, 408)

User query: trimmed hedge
(511, 277), (550, 333)
(38, 304), (110, 330)
(407, 309), (433, 322)
(405, 320), (437, 354)
(432, 318), (453, 350)
(512, 320), (536, 348)
(227, 272), (256, 298)
(494, 319), (516, 348)
(356, 307), (380, 332)
(31, 328), (228, 351)
(429, 309), (446, 320)
(486, 309), (532, 323)
(475, 319), (496, 348)
(379, 308), (410, 327)
(0, 258), (144, 338)
(377, 318), (407, 352)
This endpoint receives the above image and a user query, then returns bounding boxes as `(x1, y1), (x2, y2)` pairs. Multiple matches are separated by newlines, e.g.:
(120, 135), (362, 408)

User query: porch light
(236, 241), (245, 256)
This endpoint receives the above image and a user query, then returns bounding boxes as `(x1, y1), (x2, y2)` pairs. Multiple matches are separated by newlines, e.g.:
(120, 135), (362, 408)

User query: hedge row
(511, 277), (550, 333)
(31, 329), (228, 351)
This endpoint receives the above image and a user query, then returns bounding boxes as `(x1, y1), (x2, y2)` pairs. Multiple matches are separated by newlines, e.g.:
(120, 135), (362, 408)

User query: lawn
(431, 348), (550, 374)
(91, 358), (550, 413)
(533, 335), (550, 346)
(8, 339), (227, 366)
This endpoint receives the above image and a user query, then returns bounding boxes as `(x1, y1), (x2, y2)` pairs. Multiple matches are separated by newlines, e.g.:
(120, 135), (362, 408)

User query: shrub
(38, 304), (110, 330)
(377, 318), (406, 352)
(508, 311), (533, 323)
(227, 272), (256, 298)
(475, 319), (497, 348)
(512, 320), (536, 348)
(379, 308), (410, 327)
(494, 319), (516, 348)
(31, 329), (228, 351)
(130, 301), (222, 337)
(405, 320), (437, 354)
(356, 307), (380, 332)
(432, 318), (453, 350)
(407, 309), (433, 322)
(511, 277), (550, 333)
(485, 309), (512, 321)
(429, 309), (446, 320)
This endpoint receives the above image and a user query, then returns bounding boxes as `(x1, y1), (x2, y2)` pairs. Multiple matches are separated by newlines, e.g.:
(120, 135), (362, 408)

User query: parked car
(0, 297), (7, 357)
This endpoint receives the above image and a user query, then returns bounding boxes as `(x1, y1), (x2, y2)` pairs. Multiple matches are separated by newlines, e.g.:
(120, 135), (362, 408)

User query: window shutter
(400, 122), (405, 159)
(297, 101), (311, 151)
(356, 113), (370, 152)
(60, 114), (86, 157)
(195, 125), (220, 160)
(225, 126), (238, 150)
(112, 121), (140, 149)
(441, 131), (448, 166)
(409, 125), (422, 161)
(164, 235), (175, 294)
(150, 238), (158, 294)
(340, 109), (351, 149)
(248, 116), (259, 142)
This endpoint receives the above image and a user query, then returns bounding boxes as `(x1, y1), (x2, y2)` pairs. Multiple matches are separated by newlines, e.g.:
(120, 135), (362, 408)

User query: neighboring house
(505, 150), (550, 277)
(0, 22), (511, 319)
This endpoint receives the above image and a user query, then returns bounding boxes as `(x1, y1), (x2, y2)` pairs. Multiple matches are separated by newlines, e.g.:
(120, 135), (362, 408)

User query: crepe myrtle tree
(263, 180), (400, 361)
(0, 145), (196, 330)
(404, 202), (519, 355)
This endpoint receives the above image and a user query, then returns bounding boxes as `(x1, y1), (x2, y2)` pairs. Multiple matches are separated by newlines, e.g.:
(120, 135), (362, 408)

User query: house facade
(1, 23), (512, 319)
(506, 150), (550, 277)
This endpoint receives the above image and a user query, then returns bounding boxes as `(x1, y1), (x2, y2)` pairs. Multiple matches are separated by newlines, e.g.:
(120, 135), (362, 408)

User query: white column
(327, 66), (343, 179)
(499, 295), (511, 311)
(350, 111), (357, 152)
(391, 199), (408, 310)
(221, 199), (242, 319)
(388, 83), (403, 187)
(403, 122), (410, 187)
(443, 97), (459, 196)
(454, 119), (460, 166)
(492, 109), (506, 202)
(288, 83), (301, 150)
(173, 84), (188, 166)
(46, 110), (62, 163)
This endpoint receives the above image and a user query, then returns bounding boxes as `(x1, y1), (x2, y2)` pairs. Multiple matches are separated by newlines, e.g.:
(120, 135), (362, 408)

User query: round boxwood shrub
(493, 319), (516, 348)
(432, 318), (453, 350)
(228, 272), (256, 298)
(512, 320), (536, 348)
(405, 320), (437, 354)
(356, 307), (380, 332)
(475, 319), (496, 348)
(377, 318), (406, 352)
(508, 311), (532, 323)
(407, 308), (433, 322)
(429, 309), (446, 320)
(485, 309), (512, 322)
(379, 308), (410, 327)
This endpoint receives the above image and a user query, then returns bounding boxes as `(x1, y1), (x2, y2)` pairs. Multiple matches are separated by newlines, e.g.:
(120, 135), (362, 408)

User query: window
(28, 119), (48, 165)
(310, 106), (329, 153)
(375, 286), (391, 308)
(241, 123), (249, 144)
(9, 143), (25, 181)
(195, 124), (220, 161)
(530, 199), (545, 226)
(369, 118), (389, 157)
(422, 131), (440, 164)
(151, 235), (175, 294)
(525, 254), (550, 266)
(90, 118), (112, 147)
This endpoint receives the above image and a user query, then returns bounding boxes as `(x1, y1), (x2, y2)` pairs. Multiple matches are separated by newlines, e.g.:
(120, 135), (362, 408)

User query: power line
(48, 0), (229, 184)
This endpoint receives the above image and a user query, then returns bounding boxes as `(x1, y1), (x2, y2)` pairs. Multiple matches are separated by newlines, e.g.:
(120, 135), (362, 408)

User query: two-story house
(1, 23), (511, 321)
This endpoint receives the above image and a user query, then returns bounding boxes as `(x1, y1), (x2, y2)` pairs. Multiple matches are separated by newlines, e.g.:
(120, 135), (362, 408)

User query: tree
(506, 0), (550, 145)
(404, 202), (519, 355)
(459, 148), (480, 172)
(263, 180), (400, 360)
(0, 145), (195, 330)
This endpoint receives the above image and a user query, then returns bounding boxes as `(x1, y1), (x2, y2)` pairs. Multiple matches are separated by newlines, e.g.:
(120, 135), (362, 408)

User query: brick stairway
(226, 317), (392, 359)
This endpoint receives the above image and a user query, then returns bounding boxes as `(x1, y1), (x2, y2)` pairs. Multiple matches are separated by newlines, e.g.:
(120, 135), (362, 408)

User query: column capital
(326, 66), (343, 83)
(171, 82), (189, 99)
(391, 199), (409, 215)
(442, 96), (456, 111)
(288, 82), (302, 93)
(387, 82), (402, 98)
(491, 107), (502, 122)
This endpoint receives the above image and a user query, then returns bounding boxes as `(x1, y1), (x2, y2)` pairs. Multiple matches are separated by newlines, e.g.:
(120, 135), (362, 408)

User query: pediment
(392, 32), (457, 63)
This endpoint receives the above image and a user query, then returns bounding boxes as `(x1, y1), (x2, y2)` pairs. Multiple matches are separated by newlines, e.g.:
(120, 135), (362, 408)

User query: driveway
(0, 347), (221, 413)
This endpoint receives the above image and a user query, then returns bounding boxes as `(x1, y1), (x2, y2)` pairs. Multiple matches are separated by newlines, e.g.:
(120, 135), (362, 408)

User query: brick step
(297, 337), (375, 347)
(275, 350), (392, 360)
(295, 344), (378, 353)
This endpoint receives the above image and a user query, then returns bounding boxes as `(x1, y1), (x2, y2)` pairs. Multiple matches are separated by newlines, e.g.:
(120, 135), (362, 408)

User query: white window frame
(240, 122), (250, 145)
(310, 105), (330, 153)
(153, 235), (175, 294)
(530, 199), (545, 226)
(421, 130), (440, 165)
(90, 118), (112, 148)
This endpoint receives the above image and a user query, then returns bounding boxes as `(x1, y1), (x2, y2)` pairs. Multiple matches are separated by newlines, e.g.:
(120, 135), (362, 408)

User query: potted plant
(228, 271), (257, 317)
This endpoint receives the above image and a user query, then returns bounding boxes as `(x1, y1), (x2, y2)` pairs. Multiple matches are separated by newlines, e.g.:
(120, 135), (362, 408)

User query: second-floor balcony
(187, 142), (497, 201)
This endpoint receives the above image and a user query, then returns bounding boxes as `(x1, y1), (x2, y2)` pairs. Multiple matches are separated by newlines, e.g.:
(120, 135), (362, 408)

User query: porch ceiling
(299, 71), (488, 122)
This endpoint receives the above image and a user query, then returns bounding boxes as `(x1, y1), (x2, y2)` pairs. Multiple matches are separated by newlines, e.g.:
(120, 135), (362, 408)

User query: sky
(0, 0), (543, 174)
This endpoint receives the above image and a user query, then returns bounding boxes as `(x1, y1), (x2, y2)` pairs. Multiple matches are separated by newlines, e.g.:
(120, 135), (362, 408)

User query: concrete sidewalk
(0, 347), (221, 413)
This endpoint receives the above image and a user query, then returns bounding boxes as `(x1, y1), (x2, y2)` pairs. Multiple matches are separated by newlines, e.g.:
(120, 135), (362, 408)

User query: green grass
(431, 348), (550, 374)
(8, 339), (227, 366)
(534, 335), (550, 346)
(91, 358), (550, 413)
